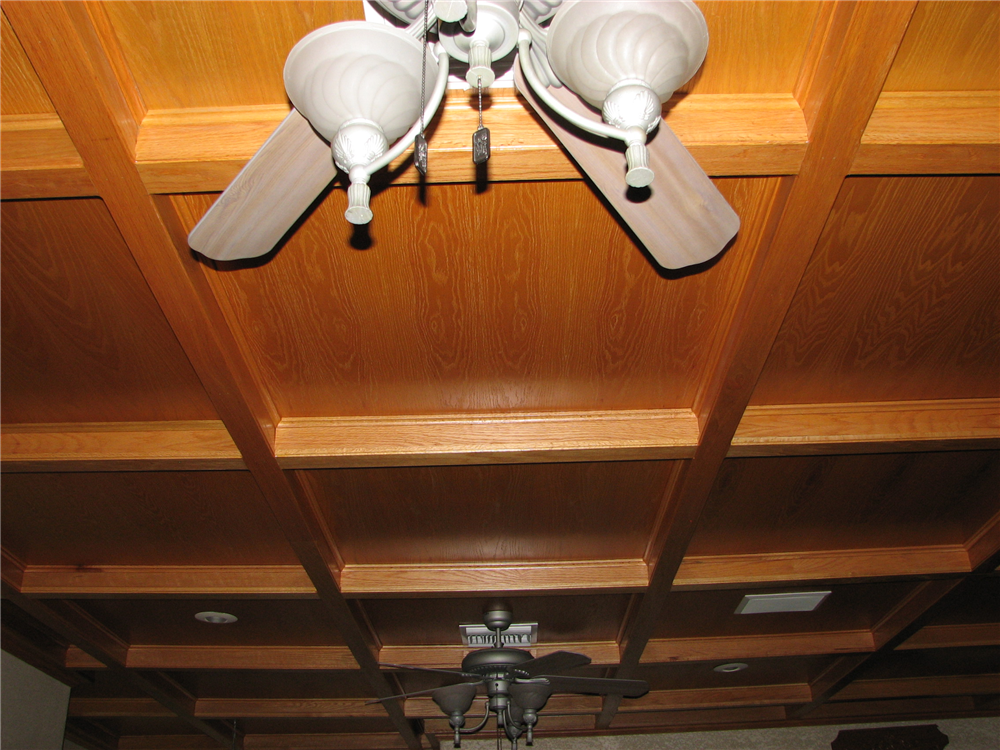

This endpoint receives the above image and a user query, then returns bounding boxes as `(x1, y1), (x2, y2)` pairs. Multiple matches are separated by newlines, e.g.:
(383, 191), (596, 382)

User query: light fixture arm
(516, 30), (654, 187)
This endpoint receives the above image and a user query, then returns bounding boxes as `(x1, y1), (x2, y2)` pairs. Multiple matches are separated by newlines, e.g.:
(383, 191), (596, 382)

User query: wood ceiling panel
(751, 176), (999, 406)
(153, 671), (374, 701)
(682, 2), (821, 94)
(635, 655), (836, 691)
(0, 10), (54, 114)
(687, 451), (1000, 557)
(104, 1), (364, 110)
(311, 460), (678, 565)
(73, 598), (348, 647)
(0, 199), (217, 423)
(1, 471), (297, 566)
(883, 1), (1000, 92)
(363, 594), (631, 646)
(186, 178), (777, 417)
(649, 581), (917, 641)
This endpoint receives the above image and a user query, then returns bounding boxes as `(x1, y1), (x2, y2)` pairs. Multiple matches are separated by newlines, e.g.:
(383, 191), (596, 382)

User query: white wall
(1, 651), (71, 750)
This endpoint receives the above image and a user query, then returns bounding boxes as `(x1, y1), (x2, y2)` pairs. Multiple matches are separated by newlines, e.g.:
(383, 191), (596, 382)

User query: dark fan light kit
(377, 604), (648, 748)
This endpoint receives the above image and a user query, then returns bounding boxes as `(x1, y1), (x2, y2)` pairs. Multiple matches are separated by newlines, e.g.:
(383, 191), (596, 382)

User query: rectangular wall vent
(460, 622), (538, 646)
(735, 591), (831, 615)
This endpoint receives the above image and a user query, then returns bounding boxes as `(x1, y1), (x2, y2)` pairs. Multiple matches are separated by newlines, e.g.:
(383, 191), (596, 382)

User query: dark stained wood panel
(751, 176), (999, 406)
(184, 178), (778, 417)
(73, 598), (348, 647)
(104, 1), (365, 110)
(0, 11), (54, 115)
(650, 582), (918, 640)
(884, 1), (1000, 91)
(363, 594), (631, 646)
(0, 199), (217, 423)
(687, 451), (1000, 556)
(311, 461), (678, 564)
(1, 471), (297, 566)
(157, 670), (375, 701)
(635, 655), (837, 691)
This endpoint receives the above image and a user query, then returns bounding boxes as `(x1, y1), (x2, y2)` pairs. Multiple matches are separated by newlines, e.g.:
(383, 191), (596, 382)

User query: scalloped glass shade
(371, 0), (425, 23)
(284, 22), (436, 143)
(546, 0), (708, 109)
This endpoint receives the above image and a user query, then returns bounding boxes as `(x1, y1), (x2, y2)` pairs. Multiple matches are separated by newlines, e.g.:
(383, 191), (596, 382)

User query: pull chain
(414, 0), (430, 175)
(472, 75), (491, 165)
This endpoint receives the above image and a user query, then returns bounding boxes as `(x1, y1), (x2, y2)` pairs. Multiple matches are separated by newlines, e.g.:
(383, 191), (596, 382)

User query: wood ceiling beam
(852, 91), (1000, 175)
(835, 673), (1000, 702)
(0, 622), (86, 688)
(14, 543), (975, 598)
(1, 583), (235, 746)
(730, 398), (1000, 457)
(3, 4), (419, 748)
(66, 644), (358, 671)
(898, 622), (1000, 651)
(597, 0), (920, 729)
(4, 398), (991, 473)
(1, 421), (244, 472)
(641, 630), (874, 664)
(0, 113), (95, 198)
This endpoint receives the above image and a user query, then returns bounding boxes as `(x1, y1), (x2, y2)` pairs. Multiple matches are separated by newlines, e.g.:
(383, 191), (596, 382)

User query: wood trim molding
(66, 645), (358, 671)
(0, 113), (95, 198)
(965, 508), (1000, 571)
(730, 399), (1000, 457)
(277, 409), (698, 469)
(898, 622), (1000, 651)
(379, 641), (621, 670)
(1, 421), (244, 472)
(852, 91), (1000, 175)
(134, 91), (807, 195)
(674, 546), (972, 588)
(1, 547), (26, 590)
(641, 630), (874, 664)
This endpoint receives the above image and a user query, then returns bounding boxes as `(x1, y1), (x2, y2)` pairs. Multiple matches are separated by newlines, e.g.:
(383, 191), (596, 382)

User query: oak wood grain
(898, 622), (1000, 651)
(0, 114), (94, 198)
(641, 631), (873, 664)
(0, 10), (54, 114)
(730, 399), (1000, 456)
(883, 0), (1000, 92)
(752, 176), (1000, 406)
(0, 199), (218, 423)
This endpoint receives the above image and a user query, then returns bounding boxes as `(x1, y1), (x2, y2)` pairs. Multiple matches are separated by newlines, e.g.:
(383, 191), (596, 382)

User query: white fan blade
(188, 108), (336, 261)
(514, 64), (739, 270)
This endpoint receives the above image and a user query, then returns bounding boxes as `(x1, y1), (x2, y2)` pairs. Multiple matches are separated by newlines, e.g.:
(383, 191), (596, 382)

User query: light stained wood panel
(103, 1), (364, 110)
(0, 11), (55, 114)
(883, 1), (1000, 92)
(680, 2), (821, 94)
(687, 451), (1000, 557)
(72, 599), (349, 647)
(0, 471), (298, 566)
(649, 582), (918, 641)
(183, 178), (778, 417)
(751, 176), (999, 406)
(0, 199), (217, 423)
(310, 460), (679, 565)
(362, 594), (632, 647)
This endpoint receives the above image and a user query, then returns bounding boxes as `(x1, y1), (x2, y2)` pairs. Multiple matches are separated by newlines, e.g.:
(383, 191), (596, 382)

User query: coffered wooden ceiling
(1, 2), (998, 749)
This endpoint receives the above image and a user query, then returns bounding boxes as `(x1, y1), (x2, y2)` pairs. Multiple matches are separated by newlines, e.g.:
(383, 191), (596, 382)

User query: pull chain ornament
(414, 0), (430, 175)
(472, 76), (491, 164)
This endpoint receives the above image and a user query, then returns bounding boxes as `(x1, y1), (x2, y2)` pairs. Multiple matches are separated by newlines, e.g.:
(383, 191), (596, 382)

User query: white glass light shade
(370, 0), (425, 23)
(284, 22), (434, 146)
(521, 0), (564, 24)
(546, 0), (708, 110)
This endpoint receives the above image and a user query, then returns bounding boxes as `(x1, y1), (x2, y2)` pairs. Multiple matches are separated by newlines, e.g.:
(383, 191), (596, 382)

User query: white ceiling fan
(188, 0), (739, 270)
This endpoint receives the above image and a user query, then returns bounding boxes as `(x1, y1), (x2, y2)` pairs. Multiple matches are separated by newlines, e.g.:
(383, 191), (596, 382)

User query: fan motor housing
(461, 647), (534, 676)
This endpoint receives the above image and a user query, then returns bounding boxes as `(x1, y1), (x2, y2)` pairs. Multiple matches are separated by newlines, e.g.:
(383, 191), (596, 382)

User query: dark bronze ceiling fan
(373, 603), (648, 748)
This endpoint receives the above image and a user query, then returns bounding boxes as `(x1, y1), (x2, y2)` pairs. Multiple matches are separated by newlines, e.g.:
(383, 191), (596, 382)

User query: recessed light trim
(735, 591), (832, 615)
(195, 611), (238, 624)
(714, 662), (749, 673)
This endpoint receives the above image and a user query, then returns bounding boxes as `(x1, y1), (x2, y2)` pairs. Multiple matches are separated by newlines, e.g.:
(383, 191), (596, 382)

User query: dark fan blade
(187, 108), (335, 261)
(365, 681), (483, 705)
(379, 662), (480, 679)
(535, 675), (649, 698)
(516, 650), (591, 677)
(514, 61), (739, 270)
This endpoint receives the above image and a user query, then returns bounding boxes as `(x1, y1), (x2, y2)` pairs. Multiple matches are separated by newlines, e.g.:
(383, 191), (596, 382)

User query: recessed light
(735, 591), (831, 615)
(195, 611), (238, 624)
(714, 662), (749, 673)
